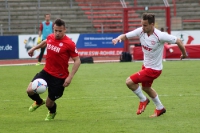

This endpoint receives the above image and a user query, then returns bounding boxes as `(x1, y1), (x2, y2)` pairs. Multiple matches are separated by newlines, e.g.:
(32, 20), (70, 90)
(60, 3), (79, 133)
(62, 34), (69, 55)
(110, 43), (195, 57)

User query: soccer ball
(32, 78), (48, 94)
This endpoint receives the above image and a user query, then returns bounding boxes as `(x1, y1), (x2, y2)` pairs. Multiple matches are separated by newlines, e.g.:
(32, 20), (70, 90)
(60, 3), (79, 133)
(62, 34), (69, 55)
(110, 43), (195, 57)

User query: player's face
(141, 20), (154, 34)
(53, 24), (66, 39)
(45, 15), (51, 22)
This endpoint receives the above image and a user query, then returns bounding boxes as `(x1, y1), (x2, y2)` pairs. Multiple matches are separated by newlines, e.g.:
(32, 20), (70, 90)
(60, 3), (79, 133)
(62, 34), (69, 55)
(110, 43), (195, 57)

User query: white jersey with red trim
(126, 27), (177, 70)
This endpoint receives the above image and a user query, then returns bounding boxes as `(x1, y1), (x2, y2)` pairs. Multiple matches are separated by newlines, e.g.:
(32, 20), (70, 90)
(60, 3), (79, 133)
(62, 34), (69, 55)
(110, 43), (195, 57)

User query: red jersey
(44, 34), (79, 79)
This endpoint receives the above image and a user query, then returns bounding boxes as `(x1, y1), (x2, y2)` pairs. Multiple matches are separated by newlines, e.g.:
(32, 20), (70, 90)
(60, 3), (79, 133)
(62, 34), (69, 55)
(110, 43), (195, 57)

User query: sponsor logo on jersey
(59, 43), (63, 47)
(151, 41), (156, 45)
(47, 44), (61, 53)
(142, 45), (152, 51)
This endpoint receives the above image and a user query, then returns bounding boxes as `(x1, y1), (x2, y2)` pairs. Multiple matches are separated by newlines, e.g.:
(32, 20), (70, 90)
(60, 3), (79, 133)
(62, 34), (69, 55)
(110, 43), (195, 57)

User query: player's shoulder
(133, 27), (144, 36)
(153, 28), (168, 38)
(154, 28), (177, 42)
(63, 35), (72, 42)
(47, 33), (54, 38)
(154, 28), (163, 35)
(135, 27), (143, 33)
(137, 27), (143, 30)
(126, 27), (143, 37)
(63, 35), (76, 45)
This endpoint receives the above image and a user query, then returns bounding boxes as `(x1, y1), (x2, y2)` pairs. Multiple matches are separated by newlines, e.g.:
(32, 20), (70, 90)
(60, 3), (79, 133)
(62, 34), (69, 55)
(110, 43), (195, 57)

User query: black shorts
(32, 69), (65, 101)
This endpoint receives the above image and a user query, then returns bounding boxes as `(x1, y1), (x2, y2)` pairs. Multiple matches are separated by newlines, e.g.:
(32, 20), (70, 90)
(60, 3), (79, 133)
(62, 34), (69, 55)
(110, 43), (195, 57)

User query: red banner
(78, 48), (123, 56)
(132, 45), (200, 60)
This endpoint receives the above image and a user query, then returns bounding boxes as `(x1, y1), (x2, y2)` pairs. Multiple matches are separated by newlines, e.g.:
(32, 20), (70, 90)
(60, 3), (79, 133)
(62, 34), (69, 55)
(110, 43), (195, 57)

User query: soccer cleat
(136, 98), (150, 115)
(29, 100), (45, 112)
(35, 62), (41, 66)
(45, 112), (57, 121)
(150, 108), (166, 118)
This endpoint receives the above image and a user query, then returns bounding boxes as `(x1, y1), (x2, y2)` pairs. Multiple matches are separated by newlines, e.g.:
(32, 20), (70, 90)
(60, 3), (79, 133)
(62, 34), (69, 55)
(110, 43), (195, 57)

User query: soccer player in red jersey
(27, 19), (81, 121)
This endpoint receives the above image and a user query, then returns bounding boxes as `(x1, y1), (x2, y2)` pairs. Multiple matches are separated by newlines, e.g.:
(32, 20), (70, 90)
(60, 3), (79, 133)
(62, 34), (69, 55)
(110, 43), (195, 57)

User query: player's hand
(63, 76), (72, 87)
(112, 38), (121, 45)
(37, 37), (41, 44)
(28, 48), (34, 57)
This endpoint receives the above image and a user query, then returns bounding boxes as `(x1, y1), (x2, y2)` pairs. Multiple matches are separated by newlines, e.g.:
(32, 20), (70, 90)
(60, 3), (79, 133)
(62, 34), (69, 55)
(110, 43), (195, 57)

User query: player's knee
(26, 85), (34, 95)
(126, 77), (133, 87)
(46, 99), (54, 108)
(26, 89), (31, 94)
(142, 87), (151, 92)
(46, 102), (53, 108)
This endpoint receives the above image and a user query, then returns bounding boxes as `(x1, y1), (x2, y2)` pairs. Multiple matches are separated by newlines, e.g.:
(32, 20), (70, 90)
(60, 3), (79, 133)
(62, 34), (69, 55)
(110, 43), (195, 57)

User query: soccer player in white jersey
(112, 13), (187, 117)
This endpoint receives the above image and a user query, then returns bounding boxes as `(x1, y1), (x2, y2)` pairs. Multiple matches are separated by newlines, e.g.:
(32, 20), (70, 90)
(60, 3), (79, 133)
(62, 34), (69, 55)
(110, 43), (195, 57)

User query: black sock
(48, 103), (57, 113)
(28, 94), (43, 105)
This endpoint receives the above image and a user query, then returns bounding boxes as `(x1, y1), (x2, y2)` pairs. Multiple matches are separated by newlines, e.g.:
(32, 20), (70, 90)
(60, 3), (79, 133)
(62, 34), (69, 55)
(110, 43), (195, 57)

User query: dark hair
(54, 19), (65, 27)
(142, 13), (155, 24)
(44, 14), (51, 17)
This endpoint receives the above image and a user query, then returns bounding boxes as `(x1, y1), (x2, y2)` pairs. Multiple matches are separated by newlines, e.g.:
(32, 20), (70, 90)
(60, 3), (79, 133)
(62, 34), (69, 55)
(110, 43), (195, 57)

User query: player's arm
(112, 34), (128, 45)
(28, 40), (47, 57)
(38, 30), (42, 38)
(175, 38), (188, 60)
(161, 32), (187, 60)
(69, 56), (81, 78)
(34, 39), (47, 49)
(63, 56), (81, 87)
(112, 28), (141, 45)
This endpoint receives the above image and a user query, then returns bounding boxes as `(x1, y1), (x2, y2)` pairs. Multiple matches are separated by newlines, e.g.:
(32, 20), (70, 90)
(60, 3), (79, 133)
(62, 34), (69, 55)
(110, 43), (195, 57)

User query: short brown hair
(142, 13), (155, 24)
(54, 18), (65, 27)
(44, 14), (51, 17)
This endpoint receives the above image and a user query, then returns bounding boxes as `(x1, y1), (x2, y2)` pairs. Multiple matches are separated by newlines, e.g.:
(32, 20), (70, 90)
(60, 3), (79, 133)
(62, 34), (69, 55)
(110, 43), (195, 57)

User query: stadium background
(0, 0), (200, 65)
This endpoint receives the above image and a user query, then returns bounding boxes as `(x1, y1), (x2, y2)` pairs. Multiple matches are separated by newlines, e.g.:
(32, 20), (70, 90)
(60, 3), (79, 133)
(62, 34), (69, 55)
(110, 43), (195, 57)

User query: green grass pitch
(0, 60), (200, 133)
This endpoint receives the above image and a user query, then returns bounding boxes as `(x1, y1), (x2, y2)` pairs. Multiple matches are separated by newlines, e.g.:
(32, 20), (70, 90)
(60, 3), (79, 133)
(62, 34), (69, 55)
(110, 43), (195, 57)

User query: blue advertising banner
(76, 33), (124, 49)
(0, 36), (19, 59)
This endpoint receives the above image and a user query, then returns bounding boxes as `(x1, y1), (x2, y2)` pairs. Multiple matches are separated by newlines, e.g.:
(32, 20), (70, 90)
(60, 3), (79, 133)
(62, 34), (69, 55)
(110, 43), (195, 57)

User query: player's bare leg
(45, 97), (57, 121)
(142, 87), (157, 98)
(26, 82), (45, 112)
(126, 77), (149, 115)
(142, 87), (166, 117)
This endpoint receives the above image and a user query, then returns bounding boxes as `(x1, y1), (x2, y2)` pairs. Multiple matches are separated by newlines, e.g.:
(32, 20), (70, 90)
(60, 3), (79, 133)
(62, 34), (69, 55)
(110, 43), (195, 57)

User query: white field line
(60, 94), (200, 100)
(0, 60), (120, 66)
(1, 58), (200, 66)
(0, 63), (44, 66)
(2, 94), (200, 102)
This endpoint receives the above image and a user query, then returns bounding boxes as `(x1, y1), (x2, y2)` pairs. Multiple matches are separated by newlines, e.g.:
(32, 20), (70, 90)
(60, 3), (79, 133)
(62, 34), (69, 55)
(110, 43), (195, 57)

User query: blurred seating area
(0, 0), (96, 35)
(0, 0), (199, 35)
(76, 0), (140, 33)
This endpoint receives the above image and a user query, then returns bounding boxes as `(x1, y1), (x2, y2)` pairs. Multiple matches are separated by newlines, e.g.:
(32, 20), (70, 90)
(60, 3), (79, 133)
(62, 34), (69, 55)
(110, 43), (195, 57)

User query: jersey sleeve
(126, 27), (143, 39)
(69, 41), (79, 57)
(160, 32), (177, 44)
(39, 23), (43, 31)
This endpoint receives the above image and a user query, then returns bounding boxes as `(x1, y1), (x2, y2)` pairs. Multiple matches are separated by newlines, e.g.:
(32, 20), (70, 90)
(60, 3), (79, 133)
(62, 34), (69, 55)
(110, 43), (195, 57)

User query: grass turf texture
(0, 60), (200, 133)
